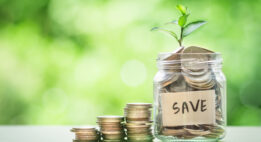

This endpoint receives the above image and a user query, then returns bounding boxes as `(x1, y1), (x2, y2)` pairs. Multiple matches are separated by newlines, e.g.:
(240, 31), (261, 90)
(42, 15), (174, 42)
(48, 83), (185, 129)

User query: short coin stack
(71, 127), (99, 142)
(124, 103), (154, 141)
(97, 116), (125, 141)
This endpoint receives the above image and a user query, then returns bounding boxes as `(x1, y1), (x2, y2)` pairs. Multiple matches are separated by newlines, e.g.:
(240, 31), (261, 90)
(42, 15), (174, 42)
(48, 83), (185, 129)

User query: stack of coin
(71, 127), (99, 142)
(97, 116), (125, 141)
(124, 103), (154, 141)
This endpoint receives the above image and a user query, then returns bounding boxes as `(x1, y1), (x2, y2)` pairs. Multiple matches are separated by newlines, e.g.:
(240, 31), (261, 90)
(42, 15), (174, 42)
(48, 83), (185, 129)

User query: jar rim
(156, 52), (222, 69)
(157, 52), (221, 55)
(157, 52), (222, 61)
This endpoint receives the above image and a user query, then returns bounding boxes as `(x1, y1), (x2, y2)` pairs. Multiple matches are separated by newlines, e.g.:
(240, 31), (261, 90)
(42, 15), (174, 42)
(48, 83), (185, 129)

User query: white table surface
(0, 126), (260, 142)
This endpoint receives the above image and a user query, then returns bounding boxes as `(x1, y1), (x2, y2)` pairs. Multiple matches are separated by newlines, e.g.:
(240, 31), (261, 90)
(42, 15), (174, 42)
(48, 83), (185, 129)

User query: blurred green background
(0, 0), (261, 125)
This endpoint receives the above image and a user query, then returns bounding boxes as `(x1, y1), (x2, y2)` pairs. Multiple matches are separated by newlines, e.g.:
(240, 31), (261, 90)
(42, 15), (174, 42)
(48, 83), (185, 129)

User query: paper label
(161, 90), (215, 127)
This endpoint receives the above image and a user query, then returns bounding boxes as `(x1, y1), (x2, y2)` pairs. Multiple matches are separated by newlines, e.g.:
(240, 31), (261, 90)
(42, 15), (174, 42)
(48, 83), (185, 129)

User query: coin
(102, 133), (125, 140)
(182, 46), (214, 54)
(102, 140), (123, 142)
(97, 116), (124, 123)
(154, 70), (180, 87)
(155, 46), (185, 88)
(97, 116), (125, 141)
(126, 103), (152, 108)
(71, 127), (99, 141)
(127, 134), (153, 140)
(181, 46), (216, 90)
(184, 128), (211, 136)
(167, 75), (187, 92)
(181, 46), (213, 71)
(162, 46), (184, 61)
(73, 140), (98, 142)
(124, 103), (154, 141)
(124, 121), (153, 125)
(162, 128), (186, 136)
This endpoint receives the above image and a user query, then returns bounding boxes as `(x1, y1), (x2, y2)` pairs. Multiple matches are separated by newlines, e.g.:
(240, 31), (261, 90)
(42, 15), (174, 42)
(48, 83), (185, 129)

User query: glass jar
(153, 52), (226, 141)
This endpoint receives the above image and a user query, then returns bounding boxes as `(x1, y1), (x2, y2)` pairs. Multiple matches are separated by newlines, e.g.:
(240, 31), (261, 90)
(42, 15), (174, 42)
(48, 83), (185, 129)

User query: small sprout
(178, 14), (188, 27)
(152, 4), (206, 47)
(165, 20), (178, 25)
(183, 20), (207, 37)
(176, 4), (187, 15)
(151, 27), (178, 41)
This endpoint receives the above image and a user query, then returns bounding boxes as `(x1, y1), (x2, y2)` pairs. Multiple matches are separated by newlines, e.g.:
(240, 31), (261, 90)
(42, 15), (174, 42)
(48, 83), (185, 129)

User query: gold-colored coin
(126, 103), (152, 109)
(73, 140), (98, 142)
(162, 46), (184, 60)
(71, 127), (99, 141)
(162, 128), (186, 136)
(102, 133), (125, 140)
(184, 128), (211, 136)
(97, 116), (124, 123)
(154, 71), (180, 87)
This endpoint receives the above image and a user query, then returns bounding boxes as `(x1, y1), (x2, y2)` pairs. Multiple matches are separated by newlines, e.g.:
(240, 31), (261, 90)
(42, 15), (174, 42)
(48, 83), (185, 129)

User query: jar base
(155, 134), (222, 142)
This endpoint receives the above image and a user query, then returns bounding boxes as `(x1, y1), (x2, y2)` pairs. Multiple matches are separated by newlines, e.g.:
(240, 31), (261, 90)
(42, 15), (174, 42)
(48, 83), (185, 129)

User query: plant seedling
(151, 4), (207, 47)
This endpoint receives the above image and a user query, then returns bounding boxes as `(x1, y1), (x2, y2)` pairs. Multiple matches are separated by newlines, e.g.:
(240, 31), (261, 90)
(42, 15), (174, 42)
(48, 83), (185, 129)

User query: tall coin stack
(71, 127), (99, 142)
(124, 103), (154, 141)
(97, 116), (125, 141)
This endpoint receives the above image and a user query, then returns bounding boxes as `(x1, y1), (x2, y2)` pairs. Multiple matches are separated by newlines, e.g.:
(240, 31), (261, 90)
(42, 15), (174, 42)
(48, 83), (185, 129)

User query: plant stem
(179, 27), (184, 47)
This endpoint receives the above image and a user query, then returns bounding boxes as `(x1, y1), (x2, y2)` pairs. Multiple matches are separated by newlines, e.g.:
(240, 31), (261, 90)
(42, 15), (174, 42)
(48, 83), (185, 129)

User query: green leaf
(176, 4), (187, 15)
(165, 20), (178, 25)
(183, 20), (207, 37)
(178, 15), (188, 27)
(151, 27), (179, 41)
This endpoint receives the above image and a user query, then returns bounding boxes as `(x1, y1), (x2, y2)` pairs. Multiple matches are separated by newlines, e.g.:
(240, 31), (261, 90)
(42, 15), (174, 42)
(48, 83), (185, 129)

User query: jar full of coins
(153, 46), (226, 141)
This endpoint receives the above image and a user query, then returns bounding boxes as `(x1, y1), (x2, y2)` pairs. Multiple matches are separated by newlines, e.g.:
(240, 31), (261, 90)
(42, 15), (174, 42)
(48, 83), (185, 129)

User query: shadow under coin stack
(97, 116), (125, 141)
(124, 103), (154, 141)
(71, 127), (99, 142)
